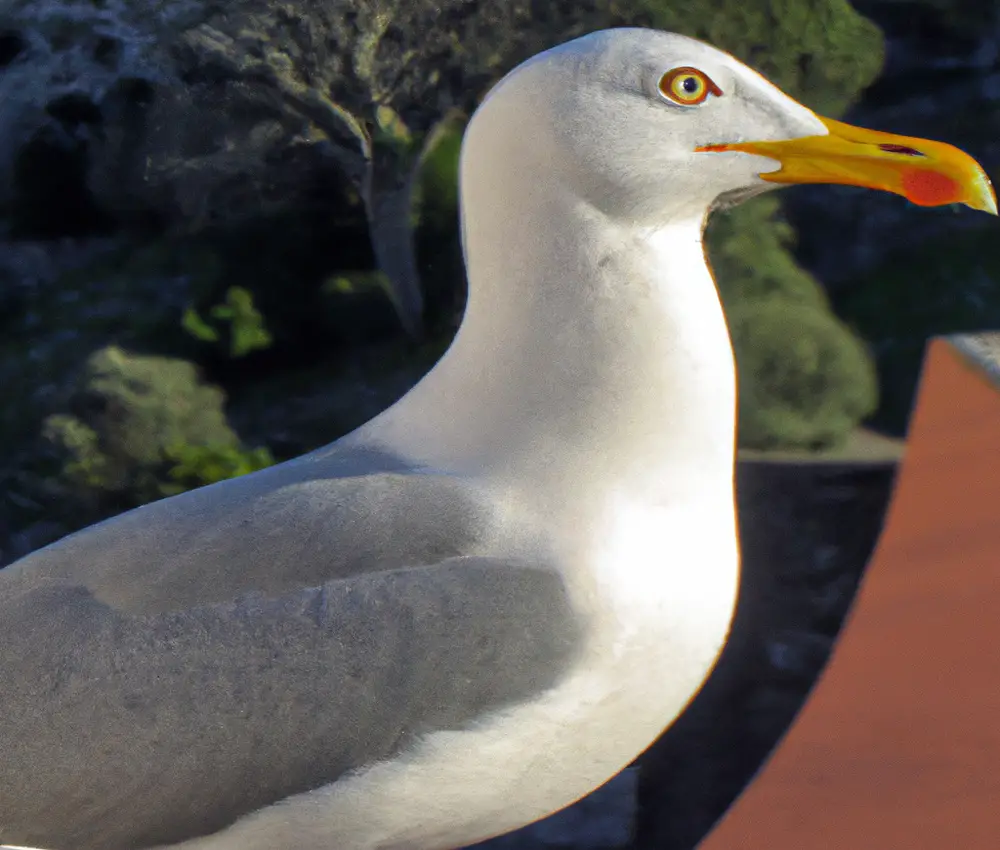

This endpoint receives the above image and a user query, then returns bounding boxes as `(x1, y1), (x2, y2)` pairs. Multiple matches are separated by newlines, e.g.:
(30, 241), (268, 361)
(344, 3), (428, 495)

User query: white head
(361, 28), (993, 501)
(467, 28), (995, 228)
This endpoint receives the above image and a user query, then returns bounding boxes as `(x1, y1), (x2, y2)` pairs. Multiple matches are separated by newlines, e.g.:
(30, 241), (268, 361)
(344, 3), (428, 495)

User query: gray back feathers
(0, 446), (583, 850)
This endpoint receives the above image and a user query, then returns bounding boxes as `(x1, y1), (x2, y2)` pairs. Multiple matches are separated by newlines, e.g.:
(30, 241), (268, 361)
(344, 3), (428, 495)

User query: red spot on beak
(901, 169), (961, 206)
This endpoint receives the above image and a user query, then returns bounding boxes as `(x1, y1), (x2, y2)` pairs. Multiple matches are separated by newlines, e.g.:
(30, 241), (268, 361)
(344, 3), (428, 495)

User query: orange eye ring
(658, 67), (723, 106)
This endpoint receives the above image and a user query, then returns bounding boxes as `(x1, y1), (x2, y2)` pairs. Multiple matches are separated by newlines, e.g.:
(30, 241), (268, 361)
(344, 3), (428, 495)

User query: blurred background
(0, 0), (995, 847)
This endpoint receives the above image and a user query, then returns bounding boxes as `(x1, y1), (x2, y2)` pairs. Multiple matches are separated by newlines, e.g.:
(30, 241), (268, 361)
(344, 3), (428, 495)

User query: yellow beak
(697, 115), (997, 215)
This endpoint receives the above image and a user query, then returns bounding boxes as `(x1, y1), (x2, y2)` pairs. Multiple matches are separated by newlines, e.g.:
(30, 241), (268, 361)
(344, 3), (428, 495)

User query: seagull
(0, 27), (994, 850)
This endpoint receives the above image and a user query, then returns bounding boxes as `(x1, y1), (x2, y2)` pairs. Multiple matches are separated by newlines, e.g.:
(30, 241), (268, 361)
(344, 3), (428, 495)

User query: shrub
(182, 285), (273, 358)
(708, 196), (831, 311)
(42, 346), (271, 510)
(730, 298), (879, 449)
(160, 441), (274, 496)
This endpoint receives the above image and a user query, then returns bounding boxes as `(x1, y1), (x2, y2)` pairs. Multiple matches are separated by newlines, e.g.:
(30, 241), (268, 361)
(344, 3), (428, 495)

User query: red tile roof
(700, 335), (1000, 849)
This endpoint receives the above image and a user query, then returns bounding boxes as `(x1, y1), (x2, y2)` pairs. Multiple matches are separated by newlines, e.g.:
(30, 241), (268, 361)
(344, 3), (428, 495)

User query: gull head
(475, 28), (996, 225)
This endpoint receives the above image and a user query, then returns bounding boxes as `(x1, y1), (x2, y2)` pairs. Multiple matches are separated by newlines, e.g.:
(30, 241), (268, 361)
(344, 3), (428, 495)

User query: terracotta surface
(700, 337), (1000, 850)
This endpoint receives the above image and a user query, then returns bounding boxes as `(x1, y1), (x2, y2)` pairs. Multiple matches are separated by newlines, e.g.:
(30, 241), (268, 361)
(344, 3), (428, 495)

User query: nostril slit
(879, 143), (926, 157)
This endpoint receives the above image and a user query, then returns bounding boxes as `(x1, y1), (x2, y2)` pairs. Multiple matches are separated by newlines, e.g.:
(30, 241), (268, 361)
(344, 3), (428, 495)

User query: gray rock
(0, 0), (210, 208)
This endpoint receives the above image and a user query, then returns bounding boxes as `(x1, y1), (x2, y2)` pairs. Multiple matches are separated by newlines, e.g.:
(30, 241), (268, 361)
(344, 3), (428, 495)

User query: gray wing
(3, 444), (499, 615)
(0, 446), (582, 850)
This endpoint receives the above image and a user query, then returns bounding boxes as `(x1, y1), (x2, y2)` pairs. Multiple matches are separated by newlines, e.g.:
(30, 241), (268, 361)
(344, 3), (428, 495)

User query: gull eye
(658, 67), (722, 106)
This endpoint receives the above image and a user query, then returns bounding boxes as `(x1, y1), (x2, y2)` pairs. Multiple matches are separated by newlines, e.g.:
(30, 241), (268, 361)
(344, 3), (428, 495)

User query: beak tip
(966, 169), (996, 215)
(970, 190), (998, 216)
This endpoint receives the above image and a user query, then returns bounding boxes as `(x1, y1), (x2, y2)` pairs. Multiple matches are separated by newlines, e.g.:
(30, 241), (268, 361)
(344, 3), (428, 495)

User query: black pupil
(682, 76), (699, 93)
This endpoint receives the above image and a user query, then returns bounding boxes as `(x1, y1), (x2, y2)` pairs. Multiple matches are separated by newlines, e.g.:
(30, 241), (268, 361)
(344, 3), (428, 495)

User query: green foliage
(42, 346), (269, 510)
(730, 298), (879, 449)
(322, 271), (394, 298)
(182, 286), (273, 358)
(374, 104), (417, 158)
(836, 221), (1000, 434)
(413, 112), (466, 233)
(1, 0), (893, 551)
(410, 112), (468, 326)
(0, 239), (218, 498)
(41, 415), (110, 493)
(160, 442), (275, 496)
(708, 197), (831, 310)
